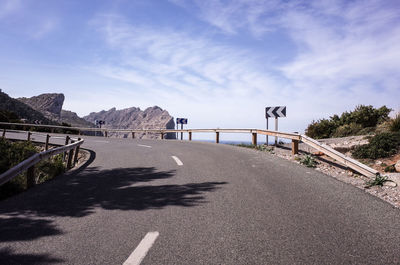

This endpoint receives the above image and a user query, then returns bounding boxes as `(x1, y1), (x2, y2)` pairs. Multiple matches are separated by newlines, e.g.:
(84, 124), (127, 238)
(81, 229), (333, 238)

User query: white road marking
(123, 231), (159, 265)
(138, 144), (152, 148)
(92, 140), (109, 143)
(171, 156), (183, 166)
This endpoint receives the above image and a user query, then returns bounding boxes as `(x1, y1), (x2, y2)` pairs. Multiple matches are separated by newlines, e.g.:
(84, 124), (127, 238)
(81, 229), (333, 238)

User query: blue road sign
(176, 118), (188, 124)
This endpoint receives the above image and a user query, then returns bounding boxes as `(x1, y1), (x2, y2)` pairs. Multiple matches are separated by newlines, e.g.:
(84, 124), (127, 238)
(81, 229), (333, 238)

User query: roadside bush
(352, 132), (400, 159)
(305, 105), (392, 139)
(300, 155), (318, 168)
(0, 138), (37, 199)
(305, 119), (337, 139)
(0, 139), (66, 200)
(389, 114), (400, 132)
(37, 154), (65, 183)
(332, 123), (363, 138)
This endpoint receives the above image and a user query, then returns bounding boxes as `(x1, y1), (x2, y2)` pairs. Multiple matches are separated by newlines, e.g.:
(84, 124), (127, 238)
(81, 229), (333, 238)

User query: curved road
(1, 133), (400, 264)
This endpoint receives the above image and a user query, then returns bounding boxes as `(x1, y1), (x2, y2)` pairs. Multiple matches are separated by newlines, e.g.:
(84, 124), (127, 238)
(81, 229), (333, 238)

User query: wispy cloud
(0, 0), (21, 19)
(89, 14), (283, 101)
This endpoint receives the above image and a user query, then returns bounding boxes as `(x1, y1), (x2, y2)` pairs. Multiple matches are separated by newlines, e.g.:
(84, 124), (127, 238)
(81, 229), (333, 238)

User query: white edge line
(123, 231), (159, 265)
(171, 156), (183, 166)
(137, 144), (152, 148)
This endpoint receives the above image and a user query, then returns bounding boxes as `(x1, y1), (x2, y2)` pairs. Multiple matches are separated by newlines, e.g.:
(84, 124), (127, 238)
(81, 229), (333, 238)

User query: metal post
(292, 139), (299, 155)
(2, 128), (5, 138)
(63, 136), (70, 162)
(189, 131), (192, 141)
(45, 134), (50, 151)
(181, 124), (183, 140)
(216, 132), (220, 144)
(27, 132), (32, 141)
(266, 118), (268, 145)
(252, 133), (257, 146)
(27, 166), (35, 188)
(275, 117), (278, 146)
(73, 138), (81, 166)
(67, 141), (75, 169)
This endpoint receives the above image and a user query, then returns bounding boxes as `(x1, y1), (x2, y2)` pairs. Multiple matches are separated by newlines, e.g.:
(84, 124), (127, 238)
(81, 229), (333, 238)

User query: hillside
(0, 90), (54, 124)
(84, 106), (176, 139)
(18, 93), (94, 128)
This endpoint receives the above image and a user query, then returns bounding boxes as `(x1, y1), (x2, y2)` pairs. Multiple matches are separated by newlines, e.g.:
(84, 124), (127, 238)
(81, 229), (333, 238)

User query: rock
(395, 160), (400, 172)
(83, 106), (176, 139)
(18, 93), (64, 119)
(313, 151), (325, 156)
(376, 160), (383, 165)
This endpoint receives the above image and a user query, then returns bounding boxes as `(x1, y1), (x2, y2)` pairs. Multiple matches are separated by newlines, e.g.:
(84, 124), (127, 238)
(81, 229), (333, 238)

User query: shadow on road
(0, 159), (226, 263)
(0, 166), (226, 217)
(0, 248), (63, 264)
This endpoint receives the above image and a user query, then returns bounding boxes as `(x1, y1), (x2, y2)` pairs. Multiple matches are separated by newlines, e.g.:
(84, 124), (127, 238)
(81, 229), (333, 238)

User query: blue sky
(1, 0), (400, 140)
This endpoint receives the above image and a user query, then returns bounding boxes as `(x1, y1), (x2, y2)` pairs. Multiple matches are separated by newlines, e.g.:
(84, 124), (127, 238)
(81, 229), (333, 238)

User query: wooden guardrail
(0, 132), (84, 187)
(0, 122), (380, 179)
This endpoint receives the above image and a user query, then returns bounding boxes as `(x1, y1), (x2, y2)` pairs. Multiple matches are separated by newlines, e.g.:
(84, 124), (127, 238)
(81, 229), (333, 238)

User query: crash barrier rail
(0, 122), (379, 178)
(0, 130), (84, 187)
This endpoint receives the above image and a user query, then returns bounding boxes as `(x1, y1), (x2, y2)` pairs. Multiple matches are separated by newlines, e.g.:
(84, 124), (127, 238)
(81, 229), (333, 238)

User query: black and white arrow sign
(176, 118), (188, 124)
(265, 106), (286, 118)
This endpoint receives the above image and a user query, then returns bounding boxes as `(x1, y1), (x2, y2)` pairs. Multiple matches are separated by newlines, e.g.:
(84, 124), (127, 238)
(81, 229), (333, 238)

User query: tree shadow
(0, 217), (62, 242)
(0, 165), (227, 218)
(0, 248), (63, 264)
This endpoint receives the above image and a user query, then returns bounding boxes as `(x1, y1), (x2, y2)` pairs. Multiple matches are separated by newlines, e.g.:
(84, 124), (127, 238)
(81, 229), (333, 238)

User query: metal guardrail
(0, 133), (84, 187)
(0, 122), (380, 179)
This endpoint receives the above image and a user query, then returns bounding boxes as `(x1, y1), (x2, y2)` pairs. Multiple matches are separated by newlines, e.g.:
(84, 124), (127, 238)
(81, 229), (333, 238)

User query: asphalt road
(1, 131), (400, 264)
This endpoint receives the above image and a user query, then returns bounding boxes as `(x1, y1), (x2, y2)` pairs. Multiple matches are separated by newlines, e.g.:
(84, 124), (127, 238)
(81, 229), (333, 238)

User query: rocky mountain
(0, 90), (54, 124)
(17, 93), (94, 127)
(84, 106), (176, 139)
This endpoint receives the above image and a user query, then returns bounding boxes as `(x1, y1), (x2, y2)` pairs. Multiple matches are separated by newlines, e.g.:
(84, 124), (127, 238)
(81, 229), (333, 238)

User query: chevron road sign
(176, 118), (188, 124)
(265, 106), (286, 118)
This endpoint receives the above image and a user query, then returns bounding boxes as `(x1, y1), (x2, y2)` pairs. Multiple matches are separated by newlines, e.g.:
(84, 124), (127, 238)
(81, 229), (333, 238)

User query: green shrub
(332, 123), (363, 138)
(37, 154), (65, 183)
(352, 132), (400, 159)
(0, 139), (66, 200)
(300, 155), (318, 168)
(305, 105), (392, 139)
(364, 175), (394, 189)
(389, 114), (400, 132)
(305, 119), (337, 139)
(384, 164), (396, 173)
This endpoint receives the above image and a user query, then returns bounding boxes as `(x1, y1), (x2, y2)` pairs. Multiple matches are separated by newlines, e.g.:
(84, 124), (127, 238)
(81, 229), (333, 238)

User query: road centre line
(123, 231), (159, 265)
(171, 156), (183, 166)
(137, 144), (152, 148)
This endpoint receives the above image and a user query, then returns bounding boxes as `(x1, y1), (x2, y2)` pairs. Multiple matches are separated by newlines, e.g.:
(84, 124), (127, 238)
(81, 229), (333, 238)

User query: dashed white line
(137, 144), (152, 148)
(123, 231), (159, 265)
(171, 156), (183, 166)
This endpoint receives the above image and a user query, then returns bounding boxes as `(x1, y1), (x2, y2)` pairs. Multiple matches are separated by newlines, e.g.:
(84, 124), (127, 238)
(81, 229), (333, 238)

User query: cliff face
(18, 93), (64, 121)
(84, 106), (176, 139)
(17, 93), (93, 127)
(0, 90), (53, 124)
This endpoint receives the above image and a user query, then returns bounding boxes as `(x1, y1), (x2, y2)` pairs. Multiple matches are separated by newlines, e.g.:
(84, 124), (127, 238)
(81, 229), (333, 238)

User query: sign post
(265, 106), (286, 145)
(176, 118), (188, 140)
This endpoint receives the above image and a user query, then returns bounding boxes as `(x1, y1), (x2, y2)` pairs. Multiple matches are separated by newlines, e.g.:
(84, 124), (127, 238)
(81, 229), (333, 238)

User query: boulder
(395, 160), (400, 172)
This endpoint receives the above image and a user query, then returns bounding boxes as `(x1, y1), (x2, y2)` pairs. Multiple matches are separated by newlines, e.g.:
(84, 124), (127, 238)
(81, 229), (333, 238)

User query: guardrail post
(2, 128), (5, 138)
(252, 133), (257, 146)
(216, 132), (220, 144)
(161, 132), (164, 140)
(45, 134), (50, 150)
(105, 131), (108, 137)
(63, 136), (70, 162)
(27, 132), (32, 141)
(132, 132), (135, 139)
(292, 139), (299, 155)
(73, 138), (81, 166)
(189, 131), (192, 141)
(27, 166), (35, 188)
(67, 141), (75, 169)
